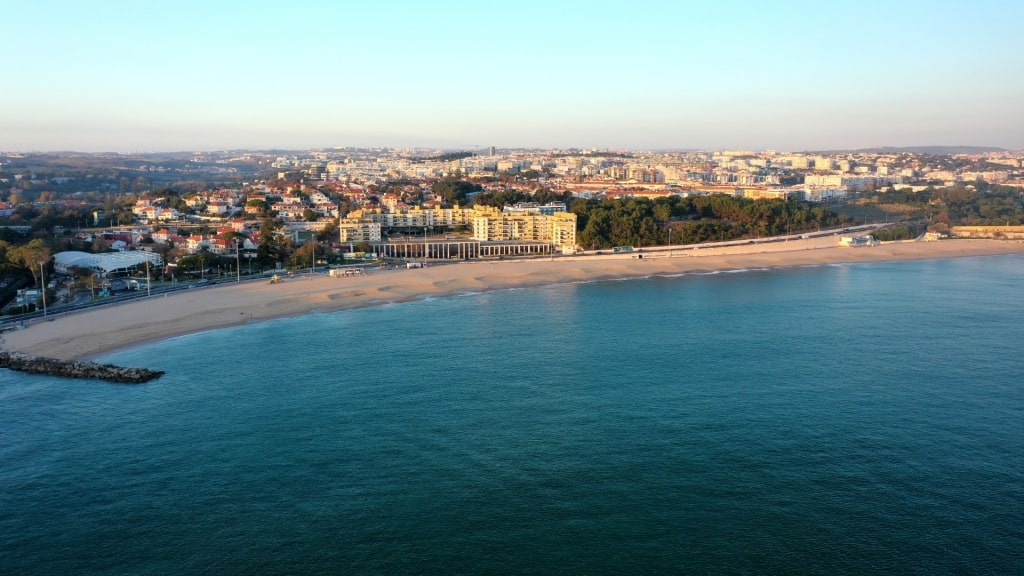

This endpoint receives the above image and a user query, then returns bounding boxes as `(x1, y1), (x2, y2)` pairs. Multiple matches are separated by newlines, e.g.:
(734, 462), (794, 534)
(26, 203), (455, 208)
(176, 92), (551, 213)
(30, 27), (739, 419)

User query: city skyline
(3, 0), (1023, 153)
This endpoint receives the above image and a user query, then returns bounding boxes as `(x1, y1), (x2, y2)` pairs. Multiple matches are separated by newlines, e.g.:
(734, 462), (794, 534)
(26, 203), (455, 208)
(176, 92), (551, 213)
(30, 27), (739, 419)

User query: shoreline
(4, 237), (1024, 361)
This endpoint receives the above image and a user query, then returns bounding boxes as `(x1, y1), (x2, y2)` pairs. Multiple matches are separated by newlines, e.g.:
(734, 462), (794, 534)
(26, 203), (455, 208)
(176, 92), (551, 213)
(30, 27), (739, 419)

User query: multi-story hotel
(472, 210), (576, 250)
(339, 204), (577, 252)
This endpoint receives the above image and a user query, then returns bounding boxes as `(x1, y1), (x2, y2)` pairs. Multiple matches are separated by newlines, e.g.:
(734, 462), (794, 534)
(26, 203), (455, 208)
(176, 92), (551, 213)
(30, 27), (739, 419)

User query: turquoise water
(2, 256), (1023, 574)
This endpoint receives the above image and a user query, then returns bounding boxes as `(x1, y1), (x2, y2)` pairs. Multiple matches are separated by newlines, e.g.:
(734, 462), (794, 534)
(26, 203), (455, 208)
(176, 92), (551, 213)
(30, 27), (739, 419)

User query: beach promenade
(4, 237), (1023, 361)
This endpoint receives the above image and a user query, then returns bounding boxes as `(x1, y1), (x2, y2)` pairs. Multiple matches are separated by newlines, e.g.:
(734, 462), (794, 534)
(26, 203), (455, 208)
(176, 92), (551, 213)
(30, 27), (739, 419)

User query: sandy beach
(4, 237), (1023, 361)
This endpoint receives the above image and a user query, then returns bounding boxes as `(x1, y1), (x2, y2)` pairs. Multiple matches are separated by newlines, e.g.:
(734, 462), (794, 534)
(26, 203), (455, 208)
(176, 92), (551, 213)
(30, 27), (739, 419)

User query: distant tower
(488, 146), (496, 156)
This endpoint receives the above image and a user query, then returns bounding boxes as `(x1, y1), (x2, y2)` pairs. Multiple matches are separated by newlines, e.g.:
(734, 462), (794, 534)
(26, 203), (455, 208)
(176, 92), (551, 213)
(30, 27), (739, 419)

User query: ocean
(2, 255), (1022, 575)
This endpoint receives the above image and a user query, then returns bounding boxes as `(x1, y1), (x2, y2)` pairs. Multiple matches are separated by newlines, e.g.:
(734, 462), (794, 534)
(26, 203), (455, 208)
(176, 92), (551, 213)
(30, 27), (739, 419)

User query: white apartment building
(338, 219), (382, 242)
(802, 186), (848, 202)
(472, 211), (576, 250)
(804, 174), (890, 191)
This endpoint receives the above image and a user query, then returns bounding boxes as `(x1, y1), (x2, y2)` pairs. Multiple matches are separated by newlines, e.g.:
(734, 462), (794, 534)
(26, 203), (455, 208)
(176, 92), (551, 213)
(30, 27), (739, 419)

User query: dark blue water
(2, 256), (1023, 575)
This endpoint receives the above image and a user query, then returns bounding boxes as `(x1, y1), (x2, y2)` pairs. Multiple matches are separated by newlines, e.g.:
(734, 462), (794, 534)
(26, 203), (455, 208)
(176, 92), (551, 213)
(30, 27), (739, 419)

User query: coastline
(4, 237), (1023, 361)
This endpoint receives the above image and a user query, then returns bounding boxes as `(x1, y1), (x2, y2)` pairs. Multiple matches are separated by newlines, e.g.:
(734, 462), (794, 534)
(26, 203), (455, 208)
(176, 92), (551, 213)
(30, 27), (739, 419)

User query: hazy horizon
(3, 0), (1023, 153)
(4, 141), (1019, 153)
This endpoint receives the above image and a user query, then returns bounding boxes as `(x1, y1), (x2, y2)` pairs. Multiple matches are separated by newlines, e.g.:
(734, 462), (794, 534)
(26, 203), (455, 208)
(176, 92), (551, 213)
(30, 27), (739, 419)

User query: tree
(150, 242), (173, 264)
(432, 179), (481, 205)
(317, 220), (338, 242)
(67, 266), (96, 289)
(289, 241), (316, 269)
(246, 199), (270, 217)
(8, 239), (52, 287)
(176, 253), (208, 275)
(653, 203), (672, 223)
(256, 218), (287, 267)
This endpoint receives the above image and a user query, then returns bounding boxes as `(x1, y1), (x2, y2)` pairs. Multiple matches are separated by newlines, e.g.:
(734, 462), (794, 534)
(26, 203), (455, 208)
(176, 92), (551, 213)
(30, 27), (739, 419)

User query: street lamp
(40, 261), (47, 318)
(236, 237), (241, 283)
(668, 227), (673, 258)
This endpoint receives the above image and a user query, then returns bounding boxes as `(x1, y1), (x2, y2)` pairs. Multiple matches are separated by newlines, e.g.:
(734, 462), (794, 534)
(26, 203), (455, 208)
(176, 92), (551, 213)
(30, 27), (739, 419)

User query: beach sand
(4, 237), (1023, 361)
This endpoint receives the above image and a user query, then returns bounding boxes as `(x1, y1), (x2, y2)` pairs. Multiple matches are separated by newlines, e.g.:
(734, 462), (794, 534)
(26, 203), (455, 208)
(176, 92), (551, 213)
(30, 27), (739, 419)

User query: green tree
(289, 241), (316, 269)
(318, 220), (338, 242)
(176, 252), (210, 275)
(653, 203), (672, 222)
(432, 180), (481, 205)
(256, 218), (286, 267)
(246, 199), (270, 217)
(8, 239), (52, 287)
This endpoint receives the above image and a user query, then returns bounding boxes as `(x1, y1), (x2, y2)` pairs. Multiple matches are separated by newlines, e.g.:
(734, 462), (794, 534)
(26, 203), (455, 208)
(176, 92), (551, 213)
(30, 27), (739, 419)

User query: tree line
(860, 184), (1024, 230)
(471, 190), (844, 250)
(569, 195), (844, 250)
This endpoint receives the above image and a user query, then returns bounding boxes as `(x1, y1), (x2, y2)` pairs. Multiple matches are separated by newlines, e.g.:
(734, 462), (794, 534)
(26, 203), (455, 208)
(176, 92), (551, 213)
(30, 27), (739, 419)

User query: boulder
(0, 351), (164, 384)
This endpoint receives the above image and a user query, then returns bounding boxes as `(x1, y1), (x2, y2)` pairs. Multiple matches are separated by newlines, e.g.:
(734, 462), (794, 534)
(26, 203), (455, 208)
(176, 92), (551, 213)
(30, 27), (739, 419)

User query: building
(54, 251), (164, 277)
(349, 206), (479, 229)
(804, 174), (889, 192)
(472, 210), (576, 251)
(741, 188), (800, 201)
(502, 202), (567, 215)
(337, 219), (382, 243)
(838, 235), (876, 247)
(802, 186), (848, 202)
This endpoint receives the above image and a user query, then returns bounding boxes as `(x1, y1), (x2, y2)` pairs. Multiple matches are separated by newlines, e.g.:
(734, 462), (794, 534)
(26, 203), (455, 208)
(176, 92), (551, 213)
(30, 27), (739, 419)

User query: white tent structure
(54, 251), (164, 277)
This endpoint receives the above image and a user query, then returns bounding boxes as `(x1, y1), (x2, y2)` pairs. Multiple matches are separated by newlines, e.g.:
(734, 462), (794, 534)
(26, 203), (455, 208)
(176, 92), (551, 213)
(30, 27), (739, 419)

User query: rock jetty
(0, 351), (164, 383)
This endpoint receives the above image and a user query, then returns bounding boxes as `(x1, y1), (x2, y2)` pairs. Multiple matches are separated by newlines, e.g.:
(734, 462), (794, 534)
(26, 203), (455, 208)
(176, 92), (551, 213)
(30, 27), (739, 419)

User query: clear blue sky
(3, 0), (1022, 152)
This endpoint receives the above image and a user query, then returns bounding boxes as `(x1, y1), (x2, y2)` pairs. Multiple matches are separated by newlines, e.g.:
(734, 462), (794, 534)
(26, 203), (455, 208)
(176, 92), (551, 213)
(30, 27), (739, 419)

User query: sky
(3, 0), (1023, 153)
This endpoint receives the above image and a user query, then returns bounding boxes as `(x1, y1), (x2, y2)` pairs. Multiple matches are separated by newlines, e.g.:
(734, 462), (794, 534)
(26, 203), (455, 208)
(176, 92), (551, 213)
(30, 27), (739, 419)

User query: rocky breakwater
(0, 351), (164, 384)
